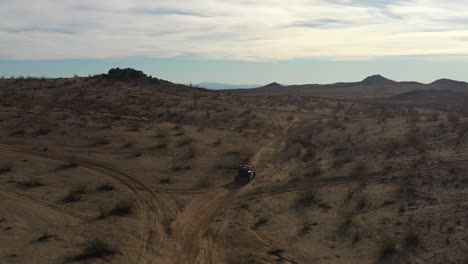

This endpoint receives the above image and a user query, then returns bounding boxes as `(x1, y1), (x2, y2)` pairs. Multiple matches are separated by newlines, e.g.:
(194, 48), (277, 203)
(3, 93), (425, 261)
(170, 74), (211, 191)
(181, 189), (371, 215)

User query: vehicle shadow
(223, 180), (248, 190)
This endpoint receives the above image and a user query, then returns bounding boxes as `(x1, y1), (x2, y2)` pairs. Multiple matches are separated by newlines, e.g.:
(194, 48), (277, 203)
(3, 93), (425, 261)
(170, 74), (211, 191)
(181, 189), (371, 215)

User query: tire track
(0, 143), (169, 264)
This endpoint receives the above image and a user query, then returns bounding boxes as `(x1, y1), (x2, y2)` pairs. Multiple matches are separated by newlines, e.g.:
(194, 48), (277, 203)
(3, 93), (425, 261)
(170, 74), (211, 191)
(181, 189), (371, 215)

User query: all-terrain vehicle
(235, 165), (256, 182)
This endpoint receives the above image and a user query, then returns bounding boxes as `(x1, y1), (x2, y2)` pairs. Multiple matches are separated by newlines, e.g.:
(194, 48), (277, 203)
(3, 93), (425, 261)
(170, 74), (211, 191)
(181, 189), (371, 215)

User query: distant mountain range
(227, 75), (468, 103)
(195, 82), (262, 90)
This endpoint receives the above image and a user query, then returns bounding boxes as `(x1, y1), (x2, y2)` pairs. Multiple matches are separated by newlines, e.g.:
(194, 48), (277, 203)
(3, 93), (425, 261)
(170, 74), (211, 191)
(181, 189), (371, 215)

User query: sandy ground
(0, 77), (467, 264)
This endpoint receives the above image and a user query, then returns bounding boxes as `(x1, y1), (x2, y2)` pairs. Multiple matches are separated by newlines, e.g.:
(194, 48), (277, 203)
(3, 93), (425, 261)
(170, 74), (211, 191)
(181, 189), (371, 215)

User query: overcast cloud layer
(1, 0), (468, 61)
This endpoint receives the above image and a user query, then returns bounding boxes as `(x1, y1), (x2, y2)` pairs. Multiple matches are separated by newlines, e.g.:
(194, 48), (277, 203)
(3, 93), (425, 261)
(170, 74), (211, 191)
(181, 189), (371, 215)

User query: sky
(1, 0), (468, 84)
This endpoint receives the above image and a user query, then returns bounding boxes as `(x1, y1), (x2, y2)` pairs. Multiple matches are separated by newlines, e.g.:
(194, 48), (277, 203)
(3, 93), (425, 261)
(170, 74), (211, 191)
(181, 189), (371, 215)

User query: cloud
(1, 0), (468, 60)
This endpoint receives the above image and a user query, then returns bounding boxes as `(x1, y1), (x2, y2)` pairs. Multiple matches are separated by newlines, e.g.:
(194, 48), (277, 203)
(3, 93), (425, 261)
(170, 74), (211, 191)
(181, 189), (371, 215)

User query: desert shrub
(327, 118), (345, 130)
(301, 147), (315, 162)
(303, 164), (322, 177)
(428, 112), (439, 122)
(175, 136), (193, 147)
(295, 191), (318, 210)
(163, 218), (173, 236)
(386, 138), (403, 155)
(16, 180), (44, 189)
(9, 129), (25, 136)
(62, 185), (87, 203)
(35, 233), (53, 243)
(121, 142), (133, 149)
(70, 238), (116, 261)
(332, 144), (347, 157)
(57, 160), (78, 170)
(153, 130), (168, 138)
(357, 126), (366, 134)
(96, 183), (115, 192)
(97, 207), (107, 220)
(179, 147), (195, 160)
(159, 177), (172, 184)
(195, 175), (213, 188)
(170, 163), (191, 172)
(94, 137), (110, 145)
(337, 218), (352, 239)
(32, 128), (50, 137)
(405, 130), (423, 148)
(109, 200), (133, 216)
(0, 162), (12, 174)
(403, 231), (419, 252)
(212, 138), (222, 146)
(333, 156), (353, 168)
(458, 123), (468, 137)
(377, 240), (398, 263)
(253, 217), (269, 229)
(356, 197), (368, 211)
(267, 248), (285, 256)
(447, 112), (461, 124)
(350, 161), (369, 179)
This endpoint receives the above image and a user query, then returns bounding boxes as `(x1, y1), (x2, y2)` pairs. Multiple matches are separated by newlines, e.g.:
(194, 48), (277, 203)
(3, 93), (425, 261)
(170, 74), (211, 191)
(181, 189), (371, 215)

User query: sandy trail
(158, 114), (300, 264)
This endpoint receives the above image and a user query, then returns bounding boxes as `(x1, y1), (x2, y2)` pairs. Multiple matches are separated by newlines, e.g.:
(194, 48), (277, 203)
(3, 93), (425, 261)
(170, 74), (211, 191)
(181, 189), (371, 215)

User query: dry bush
(96, 183), (115, 192)
(403, 231), (419, 252)
(175, 136), (193, 147)
(405, 130), (423, 149)
(0, 162), (12, 174)
(159, 177), (172, 184)
(300, 147), (316, 162)
(121, 142), (133, 149)
(163, 218), (173, 236)
(16, 179), (44, 189)
(212, 138), (222, 146)
(195, 174), (213, 188)
(337, 215), (353, 240)
(35, 233), (53, 243)
(428, 112), (439, 122)
(109, 200), (134, 216)
(377, 239), (398, 264)
(9, 129), (25, 136)
(349, 161), (369, 180)
(447, 112), (461, 124)
(333, 155), (353, 168)
(69, 238), (116, 261)
(170, 163), (191, 172)
(294, 191), (319, 210)
(253, 217), (269, 229)
(61, 185), (87, 203)
(93, 137), (110, 145)
(303, 163), (322, 177)
(153, 130), (168, 138)
(32, 127), (51, 137)
(386, 138), (403, 155)
(458, 123), (468, 137)
(57, 159), (79, 171)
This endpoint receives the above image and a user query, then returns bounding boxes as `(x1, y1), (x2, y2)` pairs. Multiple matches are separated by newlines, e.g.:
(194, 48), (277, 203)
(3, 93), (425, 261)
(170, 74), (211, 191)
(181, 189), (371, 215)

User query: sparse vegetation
(61, 185), (87, 203)
(96, 183), (115, 192)
(109, 200), (133, 216)
(1, 70), (467, 264)
(69, 238), (116, 261)
(16, 180), (44, 189)
(377, 240), (398, 263)
(253, 217), (269, 229)
(57, 160), (78, 170)
(0, 162), (12, 174)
